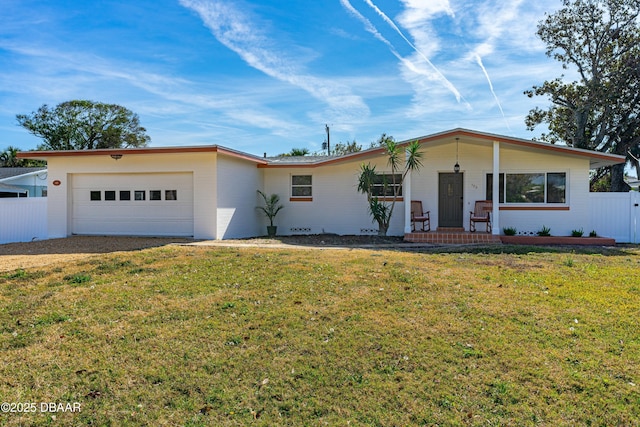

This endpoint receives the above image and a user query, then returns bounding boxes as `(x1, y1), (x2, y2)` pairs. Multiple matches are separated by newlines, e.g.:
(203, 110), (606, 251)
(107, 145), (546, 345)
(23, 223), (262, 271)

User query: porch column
(492, 140), (500, 235)
(404, 165), (412, 234)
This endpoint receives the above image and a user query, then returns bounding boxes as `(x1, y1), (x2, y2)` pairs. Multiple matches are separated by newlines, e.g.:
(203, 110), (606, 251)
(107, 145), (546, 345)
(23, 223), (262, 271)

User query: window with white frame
(371, 173), (403, 197)
(486, 172), (566, 204)
(291, 175), (312, 198)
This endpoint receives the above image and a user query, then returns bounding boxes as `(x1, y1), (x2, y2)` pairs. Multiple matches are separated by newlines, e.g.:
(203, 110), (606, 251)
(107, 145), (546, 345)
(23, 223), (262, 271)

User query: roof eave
(17, 145), (269, 165)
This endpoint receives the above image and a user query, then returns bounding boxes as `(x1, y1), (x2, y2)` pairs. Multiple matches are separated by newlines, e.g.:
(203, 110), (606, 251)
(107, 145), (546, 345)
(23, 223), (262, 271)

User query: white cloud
(179, 0), (370, 123)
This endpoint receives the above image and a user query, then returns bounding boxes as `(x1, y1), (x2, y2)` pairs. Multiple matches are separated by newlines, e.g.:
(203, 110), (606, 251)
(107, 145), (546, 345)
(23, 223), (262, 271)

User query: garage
(71, 172), (194, 236)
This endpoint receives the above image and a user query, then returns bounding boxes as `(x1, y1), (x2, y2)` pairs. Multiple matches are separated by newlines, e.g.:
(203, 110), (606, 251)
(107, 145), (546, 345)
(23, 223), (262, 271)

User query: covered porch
(400, 129), (625, 241)
(402, 136), (503, 238)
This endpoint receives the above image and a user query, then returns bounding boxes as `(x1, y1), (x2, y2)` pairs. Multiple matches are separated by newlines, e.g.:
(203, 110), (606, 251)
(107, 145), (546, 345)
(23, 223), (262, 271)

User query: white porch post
(404, 165), (412, 234)
(492, 140), (500, 235)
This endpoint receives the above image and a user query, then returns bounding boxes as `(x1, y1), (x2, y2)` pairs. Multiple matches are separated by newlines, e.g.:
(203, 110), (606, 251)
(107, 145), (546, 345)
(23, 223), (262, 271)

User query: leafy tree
(0, 146), (45, 167)
(0, 146), (20, 167)
(525, 0), (640, 191)
(277, 148), (310, 157)
(16, 100), (150, 150)
(357, 137), (423, 236)
(332, 139), (362, 156)
(289, 148), (310, 156)
(369, 133), (395, 148)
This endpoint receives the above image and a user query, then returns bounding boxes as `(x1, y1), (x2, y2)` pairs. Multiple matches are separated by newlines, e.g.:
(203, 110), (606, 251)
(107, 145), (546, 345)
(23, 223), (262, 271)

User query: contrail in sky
(363, 0), (465, 104)
(340, 0), (398, 54)
(474, 54), (511, 132)
(340, 0), (436, 81)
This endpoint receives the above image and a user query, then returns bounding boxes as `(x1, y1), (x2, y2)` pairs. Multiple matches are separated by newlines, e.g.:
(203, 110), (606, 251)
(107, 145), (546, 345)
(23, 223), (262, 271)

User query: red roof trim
(258, 128), (624, 168)
(17, 145), (269, 165)
(17, 129), (625, 168)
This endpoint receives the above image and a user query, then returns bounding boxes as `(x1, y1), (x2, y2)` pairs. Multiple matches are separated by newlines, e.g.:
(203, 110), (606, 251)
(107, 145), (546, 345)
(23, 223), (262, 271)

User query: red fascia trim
(17, 146), (269, 165)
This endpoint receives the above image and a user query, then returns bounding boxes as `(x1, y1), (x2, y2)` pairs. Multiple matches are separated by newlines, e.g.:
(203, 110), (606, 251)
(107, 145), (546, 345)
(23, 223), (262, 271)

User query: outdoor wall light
(110, 154), (123, 160)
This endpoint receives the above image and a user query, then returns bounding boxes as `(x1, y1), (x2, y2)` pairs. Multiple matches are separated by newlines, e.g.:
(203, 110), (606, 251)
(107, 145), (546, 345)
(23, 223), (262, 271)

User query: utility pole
(325, 124), (330, 156)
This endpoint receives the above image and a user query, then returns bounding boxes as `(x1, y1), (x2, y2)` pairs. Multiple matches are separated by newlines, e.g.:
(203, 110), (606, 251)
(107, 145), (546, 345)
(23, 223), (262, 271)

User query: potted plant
(257, 190), (284, 237)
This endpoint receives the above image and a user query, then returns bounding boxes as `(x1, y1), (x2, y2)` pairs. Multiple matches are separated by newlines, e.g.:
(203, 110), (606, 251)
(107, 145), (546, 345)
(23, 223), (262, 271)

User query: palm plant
(356, 138), (423, 236)
(257, 190), (284, 236)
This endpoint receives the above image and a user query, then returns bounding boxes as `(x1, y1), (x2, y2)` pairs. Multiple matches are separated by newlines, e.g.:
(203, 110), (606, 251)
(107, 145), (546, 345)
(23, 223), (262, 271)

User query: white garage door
(71, 173), (194, 236)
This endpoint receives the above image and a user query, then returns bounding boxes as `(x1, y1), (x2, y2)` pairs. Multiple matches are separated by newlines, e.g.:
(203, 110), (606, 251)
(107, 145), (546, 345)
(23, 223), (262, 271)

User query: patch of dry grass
(0, 245), (639, 426)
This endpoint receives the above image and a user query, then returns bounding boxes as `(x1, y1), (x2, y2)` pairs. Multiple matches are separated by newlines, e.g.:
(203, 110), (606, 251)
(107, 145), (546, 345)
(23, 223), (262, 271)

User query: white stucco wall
(45, 152), (218, 239)
(263, 156), (405, 236)
(38, 136), (603, 241)
(410, 140), (590, 235)
(216, 154), (264, 239)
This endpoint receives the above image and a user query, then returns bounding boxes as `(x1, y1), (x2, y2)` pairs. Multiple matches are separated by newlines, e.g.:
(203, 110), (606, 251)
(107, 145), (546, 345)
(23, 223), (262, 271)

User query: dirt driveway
(0, 234), (417, 273)
(0, 236), (192, 272)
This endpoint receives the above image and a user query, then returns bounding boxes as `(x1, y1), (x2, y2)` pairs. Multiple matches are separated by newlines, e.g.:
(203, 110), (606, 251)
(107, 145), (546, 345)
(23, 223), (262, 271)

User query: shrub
(589, 230), (598, 237)
(571, 228), (584, 237)
(502, 227), (517, 236)
(537, 226), (551, 237)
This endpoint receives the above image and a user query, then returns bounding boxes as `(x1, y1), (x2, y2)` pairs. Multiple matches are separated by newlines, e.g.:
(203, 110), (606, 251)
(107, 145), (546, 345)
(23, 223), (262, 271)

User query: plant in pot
(257, 190), (284, 237)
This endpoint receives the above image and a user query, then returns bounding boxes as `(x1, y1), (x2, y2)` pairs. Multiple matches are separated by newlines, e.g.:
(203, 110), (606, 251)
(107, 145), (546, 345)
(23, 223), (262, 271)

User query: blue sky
(1, 0), (564, 156)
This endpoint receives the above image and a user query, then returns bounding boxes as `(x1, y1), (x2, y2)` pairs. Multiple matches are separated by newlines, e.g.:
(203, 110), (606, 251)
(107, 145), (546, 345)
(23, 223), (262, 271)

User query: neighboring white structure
(18, 129), (625, 240)
(0, 167), (47, 197)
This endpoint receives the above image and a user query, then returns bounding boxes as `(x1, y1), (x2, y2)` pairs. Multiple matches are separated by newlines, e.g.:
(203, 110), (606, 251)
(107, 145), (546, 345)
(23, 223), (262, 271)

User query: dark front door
(439, 173), (463, 227)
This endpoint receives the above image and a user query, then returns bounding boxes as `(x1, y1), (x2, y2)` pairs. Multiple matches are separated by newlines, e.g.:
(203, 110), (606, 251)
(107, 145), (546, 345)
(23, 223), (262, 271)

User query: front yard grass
(1, 245), (639, 426)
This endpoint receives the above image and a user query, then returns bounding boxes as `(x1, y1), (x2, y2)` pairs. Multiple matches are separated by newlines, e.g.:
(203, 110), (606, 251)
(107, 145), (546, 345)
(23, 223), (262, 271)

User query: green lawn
(1, 245), (639, 426)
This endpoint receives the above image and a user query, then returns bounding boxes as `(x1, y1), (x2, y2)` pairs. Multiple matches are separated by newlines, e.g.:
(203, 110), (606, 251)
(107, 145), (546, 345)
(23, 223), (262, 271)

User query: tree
(524, 0), (640, 191)
(16, 100), (150, 150)
(332, 139), (362, 156)
(357, 137), (423, 236)
(369, 133), (395, 148)
(0, 146), (45, 167)
(0, 146), (20, 167)
(277, 148), (310, 157)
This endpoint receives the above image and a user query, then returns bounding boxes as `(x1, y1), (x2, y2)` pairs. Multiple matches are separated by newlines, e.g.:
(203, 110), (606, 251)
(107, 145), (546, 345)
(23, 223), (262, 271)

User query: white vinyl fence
(0, 198), (47, 244)
(589, 192), (640, 243)
(0, 194), (639, 244)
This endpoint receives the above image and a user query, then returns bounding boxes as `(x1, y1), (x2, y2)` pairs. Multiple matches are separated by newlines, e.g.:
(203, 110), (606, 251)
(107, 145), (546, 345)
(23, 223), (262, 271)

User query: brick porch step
(404, 231), (502, 244)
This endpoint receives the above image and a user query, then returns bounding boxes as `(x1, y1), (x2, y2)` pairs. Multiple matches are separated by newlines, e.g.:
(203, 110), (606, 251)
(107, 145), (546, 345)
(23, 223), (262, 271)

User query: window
(150, 190), (162, 201)
(134, 190), (146, 201)
(486, 173), (566, 204)
(105, 191), (116, 201)
(165, 190), (177, 200)
(507, 173), (545, 203)
(120, 191), (131, 201)
(486, 173), (505, 203)
(90, 191), (101, 201)
(291, 175), (312, 197)
(371, 174), (403, 197)
(547, 173), (566, 203)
